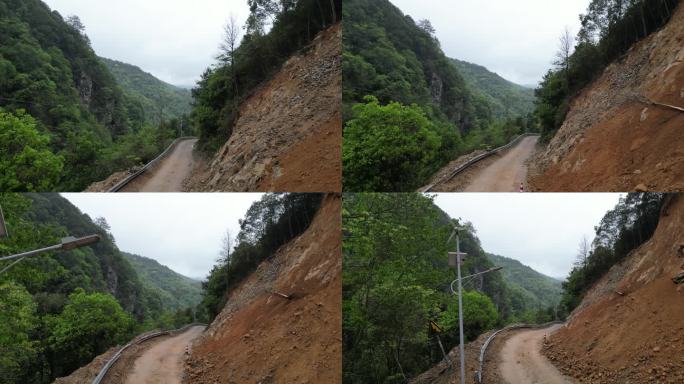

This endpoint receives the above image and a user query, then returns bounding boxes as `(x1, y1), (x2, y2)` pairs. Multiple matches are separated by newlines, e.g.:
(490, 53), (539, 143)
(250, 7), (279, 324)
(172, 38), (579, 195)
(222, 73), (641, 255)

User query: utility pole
(447, 224), (502, 384)
(447, 225), (468, 384)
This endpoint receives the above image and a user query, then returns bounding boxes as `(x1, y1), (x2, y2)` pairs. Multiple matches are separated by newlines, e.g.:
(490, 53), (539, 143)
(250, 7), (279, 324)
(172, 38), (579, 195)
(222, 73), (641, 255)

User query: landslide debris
(543, 195), (684, 383)
(185, 24), (342, 192)
(183, 195), (342, 383)
(530, 3), (684, 192)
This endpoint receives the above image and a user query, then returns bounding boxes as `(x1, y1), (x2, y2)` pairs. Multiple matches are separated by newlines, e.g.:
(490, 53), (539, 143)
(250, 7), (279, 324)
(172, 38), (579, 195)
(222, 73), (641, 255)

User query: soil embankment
(185, 24), (342, 192)
(543, 195), (684, 383)
(184, 195), (342, 383)
(530, 3), (684, 191)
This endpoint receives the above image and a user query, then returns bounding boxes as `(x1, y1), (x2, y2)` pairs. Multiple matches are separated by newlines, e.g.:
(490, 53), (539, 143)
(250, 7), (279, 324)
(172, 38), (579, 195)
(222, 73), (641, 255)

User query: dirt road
(463, 136), (539, 192)
(120, 139), (197, 192)
(498, 325), (574, 384)
(124, 326), (204, 384)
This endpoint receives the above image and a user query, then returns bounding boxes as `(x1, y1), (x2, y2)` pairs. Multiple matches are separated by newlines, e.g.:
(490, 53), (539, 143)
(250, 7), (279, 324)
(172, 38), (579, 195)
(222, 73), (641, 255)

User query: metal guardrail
(420, 133), (540, 193)
(107, 136), (197, 192)
(475, 321), (563, 383)
(91, 323), (207, 384)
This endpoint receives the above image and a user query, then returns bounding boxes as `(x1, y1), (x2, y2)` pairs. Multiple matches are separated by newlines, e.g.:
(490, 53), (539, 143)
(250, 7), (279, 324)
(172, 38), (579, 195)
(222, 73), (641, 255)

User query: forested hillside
(122, 252), (202, 312)
(450, 58), (535, 120)
(342, 194), (558, 383)
(0, 0), (183, 191)
(342, 0), (535, 191)
(0, 194), (195, 383)
(100, 58), (192, 127)
(535, 0), (679, 141)
(191, 0), (341, 153)
(486, 253), (562, 311)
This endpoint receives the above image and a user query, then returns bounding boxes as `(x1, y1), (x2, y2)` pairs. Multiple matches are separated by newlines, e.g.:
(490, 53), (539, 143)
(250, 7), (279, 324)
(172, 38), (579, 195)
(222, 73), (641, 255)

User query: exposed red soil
(185, 24), (342, 193)
(543, 195), (684, 383)
(184, 195), (342, 384)
(530, 3), (684, 192)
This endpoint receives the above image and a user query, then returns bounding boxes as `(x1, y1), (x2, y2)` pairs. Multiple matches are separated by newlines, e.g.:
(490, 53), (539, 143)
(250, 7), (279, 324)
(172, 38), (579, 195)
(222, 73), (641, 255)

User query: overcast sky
(433, 193), (622, 279)
(43, 0), (250, 87)
(62, 193), (263, 279)
(392, 0), (591, 86)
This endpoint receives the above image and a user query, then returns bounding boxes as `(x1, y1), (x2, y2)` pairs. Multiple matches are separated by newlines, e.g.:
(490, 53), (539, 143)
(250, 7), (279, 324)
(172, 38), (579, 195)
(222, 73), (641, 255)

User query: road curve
(498, 325), (574, 384)
(463, 136), (539, 192)
(124, 325), (204, 384)
(120, 139), (198, 192)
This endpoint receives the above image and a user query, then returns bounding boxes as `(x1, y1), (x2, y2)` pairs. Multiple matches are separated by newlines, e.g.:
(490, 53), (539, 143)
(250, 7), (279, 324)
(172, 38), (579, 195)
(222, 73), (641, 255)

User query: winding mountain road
(120, 139), (198, 192)
(463, 136), (539, 192)
(497, 324), (574, 384)
(123, 325), (204, 384)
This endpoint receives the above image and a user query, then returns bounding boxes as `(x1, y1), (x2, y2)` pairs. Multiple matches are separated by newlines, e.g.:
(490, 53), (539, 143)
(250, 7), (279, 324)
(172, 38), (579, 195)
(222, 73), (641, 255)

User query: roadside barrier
(91, 322), (207, 384)
(108, 137), (197, 192)
(420, 133), (540, 193)
(475, 321), (563, 383)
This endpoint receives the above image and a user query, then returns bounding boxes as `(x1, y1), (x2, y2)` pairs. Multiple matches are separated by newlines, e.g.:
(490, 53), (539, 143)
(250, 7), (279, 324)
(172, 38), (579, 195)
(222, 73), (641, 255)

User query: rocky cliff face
(543, 195), (684, 383)
(185, 24), (342, 192)
(184, 195), (342, 383)
(530, 3), (684, 192)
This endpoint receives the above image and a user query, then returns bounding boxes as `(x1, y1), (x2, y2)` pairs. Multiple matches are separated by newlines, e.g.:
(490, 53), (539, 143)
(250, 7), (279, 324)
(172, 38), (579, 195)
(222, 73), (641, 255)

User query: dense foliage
(192, 0), (342, 152)
(560, 193), (666, 314)
(450, 58), (535, 121)
(0, 194), (199, 383)
(100, 57), (192, 127)
(0, 109), (63, 191)
(535, 0), (678, 140)
(122, 252), (203, 312)
(342, 194), (559, 383)
(0, 0), (187, 190)
(202, 193), (324, 319)
(343, 0), (537, 191)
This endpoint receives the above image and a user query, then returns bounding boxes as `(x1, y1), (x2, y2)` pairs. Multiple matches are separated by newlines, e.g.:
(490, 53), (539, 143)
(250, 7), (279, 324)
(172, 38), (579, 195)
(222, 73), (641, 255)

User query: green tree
(0, 282), (39, 383)
(343, 97), (442, 191)
(46, 288), (135, 377)
(439, 290), (498, 341)
(0, 109), (64, 191)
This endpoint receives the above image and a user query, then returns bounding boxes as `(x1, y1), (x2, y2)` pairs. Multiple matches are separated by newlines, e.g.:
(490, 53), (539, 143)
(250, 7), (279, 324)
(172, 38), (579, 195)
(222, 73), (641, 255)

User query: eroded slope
(186, 25), (342, 192)
(530, 4), (684, 192)
(543, 195), (684, 383)
(184, 195), (342, 383)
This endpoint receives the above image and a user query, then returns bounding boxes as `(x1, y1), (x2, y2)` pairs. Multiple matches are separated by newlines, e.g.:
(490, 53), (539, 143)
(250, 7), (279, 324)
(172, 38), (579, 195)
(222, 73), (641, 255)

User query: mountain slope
(185, 195), (342, 383)
(530, 2), (684, 192)
(543, 195), (684, 383)
(343, 0), (485, 131)
(100, 57), (192, 126)
(121, 252), (202, 311)
(450, 58), (535, 120)
(185, 24), (342, 192)
(486, 253), (562, 310)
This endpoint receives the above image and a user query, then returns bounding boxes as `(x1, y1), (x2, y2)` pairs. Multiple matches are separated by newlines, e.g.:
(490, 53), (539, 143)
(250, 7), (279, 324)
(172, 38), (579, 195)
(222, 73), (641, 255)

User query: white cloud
(390, 0), (591, 86)
(43, 0), (250, 86)
(432, 193), (622, 279)
(62, 193), (263, 279)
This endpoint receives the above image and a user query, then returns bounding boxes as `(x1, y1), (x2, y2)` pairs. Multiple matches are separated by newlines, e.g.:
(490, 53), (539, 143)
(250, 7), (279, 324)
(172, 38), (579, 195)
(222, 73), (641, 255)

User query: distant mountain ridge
(121, 252), (202, 311)
(486, 253), (563, 310)
(450, 58), (535, 120)
(100, 57), (192, 126)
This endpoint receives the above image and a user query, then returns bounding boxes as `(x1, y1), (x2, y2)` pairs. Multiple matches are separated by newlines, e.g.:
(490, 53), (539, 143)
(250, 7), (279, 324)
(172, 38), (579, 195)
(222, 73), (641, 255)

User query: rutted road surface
(463, 136), (538, 192)
(498, 325), (574, 384)
(121, 139), (198, 192)
(124, 326), (204, 384)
